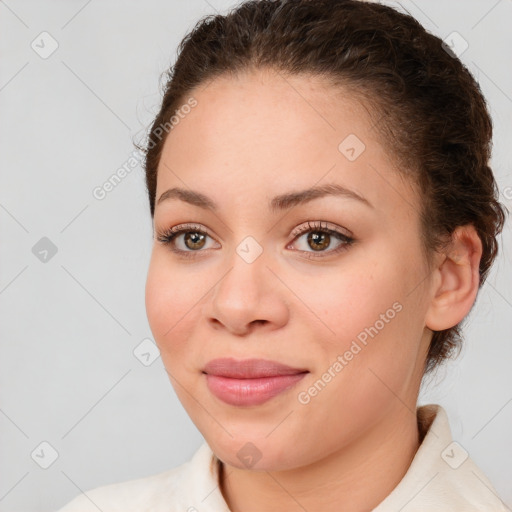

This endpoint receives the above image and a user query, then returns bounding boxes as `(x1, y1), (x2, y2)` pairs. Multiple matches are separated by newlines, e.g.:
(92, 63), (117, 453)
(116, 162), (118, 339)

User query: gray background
(0, 0), (511, 510)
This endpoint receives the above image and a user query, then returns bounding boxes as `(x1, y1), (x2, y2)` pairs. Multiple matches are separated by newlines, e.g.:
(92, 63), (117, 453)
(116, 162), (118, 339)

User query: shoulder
(56, 467), (182, 512)
(374, 404), (509, 511)
(55, 442), (224, 512)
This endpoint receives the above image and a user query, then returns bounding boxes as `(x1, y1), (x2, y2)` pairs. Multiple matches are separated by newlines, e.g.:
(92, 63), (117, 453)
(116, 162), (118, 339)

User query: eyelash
(155, 221), (355, 260)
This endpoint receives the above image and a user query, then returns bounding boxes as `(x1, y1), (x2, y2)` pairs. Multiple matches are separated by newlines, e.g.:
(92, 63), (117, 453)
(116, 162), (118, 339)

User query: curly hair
(136, 0), (507, 374)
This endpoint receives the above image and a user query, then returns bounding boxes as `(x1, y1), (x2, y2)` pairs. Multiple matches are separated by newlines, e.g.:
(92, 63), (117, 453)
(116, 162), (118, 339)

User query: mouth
(202, 357), (309, 406)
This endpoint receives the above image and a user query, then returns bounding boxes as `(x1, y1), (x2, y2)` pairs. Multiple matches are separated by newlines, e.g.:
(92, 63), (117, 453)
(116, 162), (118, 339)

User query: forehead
(156, 69), (418, 219)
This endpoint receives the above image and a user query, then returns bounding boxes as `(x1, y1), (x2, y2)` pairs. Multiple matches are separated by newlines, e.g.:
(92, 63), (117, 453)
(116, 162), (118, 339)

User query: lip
(203, 358), (309, 406)
(203, 357), (308, 378)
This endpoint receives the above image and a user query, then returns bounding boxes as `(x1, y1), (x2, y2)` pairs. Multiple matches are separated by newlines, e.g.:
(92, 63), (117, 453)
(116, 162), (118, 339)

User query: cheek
(312, 258), (425, 407)
(294, 249), (423, 395)
(145, 252), (203, 358)
(289, 258), (404, 351)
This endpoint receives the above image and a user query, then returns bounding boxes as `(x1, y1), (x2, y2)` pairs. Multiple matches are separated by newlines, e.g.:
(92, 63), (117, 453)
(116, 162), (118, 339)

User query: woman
(57, 0), (508, 510)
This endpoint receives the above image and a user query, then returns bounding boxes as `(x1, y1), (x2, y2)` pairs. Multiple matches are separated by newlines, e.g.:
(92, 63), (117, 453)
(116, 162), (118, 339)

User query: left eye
(288, 221), (355, 258)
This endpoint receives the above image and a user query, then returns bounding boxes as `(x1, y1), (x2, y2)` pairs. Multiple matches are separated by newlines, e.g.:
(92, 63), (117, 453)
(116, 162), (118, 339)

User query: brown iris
(184, 232), (206, 250)
(308, 231), (330, 251)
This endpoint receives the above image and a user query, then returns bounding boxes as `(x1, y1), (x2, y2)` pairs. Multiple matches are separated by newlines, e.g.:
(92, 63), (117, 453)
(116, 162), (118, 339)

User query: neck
(219, 404), (421, 512)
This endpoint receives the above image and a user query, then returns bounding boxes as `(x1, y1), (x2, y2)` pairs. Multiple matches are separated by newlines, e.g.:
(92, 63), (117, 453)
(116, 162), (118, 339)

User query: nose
(204, 244), (289, 336)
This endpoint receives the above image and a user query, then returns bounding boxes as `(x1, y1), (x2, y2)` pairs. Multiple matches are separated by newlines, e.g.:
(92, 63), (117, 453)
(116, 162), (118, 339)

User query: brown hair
(136, 0), (507, 374)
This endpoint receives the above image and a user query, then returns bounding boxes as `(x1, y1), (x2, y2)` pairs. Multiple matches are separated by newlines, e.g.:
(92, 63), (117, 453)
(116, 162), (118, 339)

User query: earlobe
(425, 225), (483, 332)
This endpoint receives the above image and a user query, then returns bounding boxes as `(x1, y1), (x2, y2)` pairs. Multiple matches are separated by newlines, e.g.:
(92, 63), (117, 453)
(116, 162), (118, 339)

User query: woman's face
(145, 69), (436, 470)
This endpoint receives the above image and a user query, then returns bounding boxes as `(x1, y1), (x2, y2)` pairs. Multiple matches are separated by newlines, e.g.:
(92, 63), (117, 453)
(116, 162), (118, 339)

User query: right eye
(156, 223), (219, 257)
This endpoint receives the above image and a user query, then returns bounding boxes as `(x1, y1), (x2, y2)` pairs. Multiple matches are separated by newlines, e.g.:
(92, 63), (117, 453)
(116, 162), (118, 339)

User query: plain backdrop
(0, 0), (511, 510)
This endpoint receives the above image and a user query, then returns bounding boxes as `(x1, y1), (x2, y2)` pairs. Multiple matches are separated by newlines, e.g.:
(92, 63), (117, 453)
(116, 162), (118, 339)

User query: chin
(208, 434), (302, 472)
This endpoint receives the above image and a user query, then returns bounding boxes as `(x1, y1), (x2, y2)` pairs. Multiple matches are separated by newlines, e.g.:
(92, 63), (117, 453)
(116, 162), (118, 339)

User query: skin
(145, 68), (482, 511)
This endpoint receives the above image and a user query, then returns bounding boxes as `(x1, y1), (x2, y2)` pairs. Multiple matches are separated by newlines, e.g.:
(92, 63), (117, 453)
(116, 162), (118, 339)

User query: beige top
(56, 404), (508, 511)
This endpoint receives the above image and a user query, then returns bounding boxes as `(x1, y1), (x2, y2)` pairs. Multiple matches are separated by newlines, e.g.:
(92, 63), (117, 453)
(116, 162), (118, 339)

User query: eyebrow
(156, 183), (373, 212)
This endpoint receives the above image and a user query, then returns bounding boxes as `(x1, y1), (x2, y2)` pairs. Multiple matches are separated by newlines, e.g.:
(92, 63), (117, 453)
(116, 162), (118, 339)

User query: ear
(425, 224), (483, 331)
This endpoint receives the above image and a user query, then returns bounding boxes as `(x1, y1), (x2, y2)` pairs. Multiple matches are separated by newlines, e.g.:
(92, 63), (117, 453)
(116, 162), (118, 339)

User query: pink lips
(203, 357), (309, 406)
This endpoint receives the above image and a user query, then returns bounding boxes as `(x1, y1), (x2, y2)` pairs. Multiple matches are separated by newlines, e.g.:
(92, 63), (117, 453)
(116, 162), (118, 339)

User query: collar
(181, 404), (507, 511)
